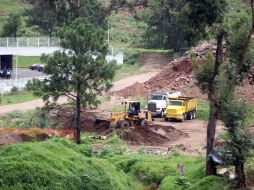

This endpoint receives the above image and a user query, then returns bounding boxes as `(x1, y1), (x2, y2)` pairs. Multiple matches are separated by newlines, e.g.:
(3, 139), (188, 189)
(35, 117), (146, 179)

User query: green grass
(109, 10), (147, 47)
(0, 0), (30, 32)
(196, 99), (254, 125)
(98, 96), (111, 104)
(0, 139), (228, 190)
(196, 100), (210, 121)
(16, 56), (41, 67)
(0, 91), (38, 105)
(0, 139), (141, 190)
(0, 109), (53, 129)
(130, 48), (172, 54)
(109, 155), (225, 190)
(114, 63), (142, 81)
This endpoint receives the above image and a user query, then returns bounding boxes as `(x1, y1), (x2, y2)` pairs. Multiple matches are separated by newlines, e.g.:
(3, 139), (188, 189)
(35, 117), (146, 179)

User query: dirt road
(0, 71), (159, 115)
(128, 119), (226, 155)
(0, 97), (68, 116)
(110, 71), (159, 92)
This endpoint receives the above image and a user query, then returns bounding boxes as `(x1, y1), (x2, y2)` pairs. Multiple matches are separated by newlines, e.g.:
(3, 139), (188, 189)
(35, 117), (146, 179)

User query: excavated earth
(0, 128), (49, 147)
(112, 42), (254, 103)
(53, 109), (188, 146)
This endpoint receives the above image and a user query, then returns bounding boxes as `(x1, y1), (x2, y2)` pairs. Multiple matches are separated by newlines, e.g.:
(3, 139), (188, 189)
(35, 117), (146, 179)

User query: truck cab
(146, 92), (181, 117)
(146, 93), (169, 117)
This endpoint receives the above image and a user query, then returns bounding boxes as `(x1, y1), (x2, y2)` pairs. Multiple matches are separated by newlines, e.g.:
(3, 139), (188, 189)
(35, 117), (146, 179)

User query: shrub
(10, 86), (19, 95)
(187, 176), (224, 190)
(124, 49), (139, 65)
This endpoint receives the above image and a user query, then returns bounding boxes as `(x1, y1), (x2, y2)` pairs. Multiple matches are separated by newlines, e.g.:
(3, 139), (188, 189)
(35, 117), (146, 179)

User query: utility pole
(107, 24), (110, 45)
(15, 55), (18, 83)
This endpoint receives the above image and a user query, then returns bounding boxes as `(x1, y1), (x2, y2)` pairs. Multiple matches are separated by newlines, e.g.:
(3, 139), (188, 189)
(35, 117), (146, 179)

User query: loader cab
(127, 101), (141, 117)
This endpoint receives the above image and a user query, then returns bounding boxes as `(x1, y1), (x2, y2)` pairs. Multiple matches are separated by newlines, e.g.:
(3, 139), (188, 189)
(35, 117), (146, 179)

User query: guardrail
(0, 37), (60, 48)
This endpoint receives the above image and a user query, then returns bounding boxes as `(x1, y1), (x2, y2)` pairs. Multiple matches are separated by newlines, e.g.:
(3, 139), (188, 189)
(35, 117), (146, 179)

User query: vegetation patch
(16, 56), (41, 67)
(0, 140), (140, 190)
(0, 109), (53, 129)
(0, 91), (38, 106)
(114, 63), (142, 81)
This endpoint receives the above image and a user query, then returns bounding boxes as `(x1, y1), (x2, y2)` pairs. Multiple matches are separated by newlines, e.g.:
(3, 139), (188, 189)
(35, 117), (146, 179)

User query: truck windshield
(169, 101), (183, 106)
(151, 95), (163, 100)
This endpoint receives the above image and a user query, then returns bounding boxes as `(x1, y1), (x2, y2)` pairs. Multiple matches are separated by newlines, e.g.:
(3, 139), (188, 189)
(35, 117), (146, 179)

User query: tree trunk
(206, 104), (219, 176)
(235, 160), (247, 188)
(206, 32), (224, 176)
(76, 81), (81, 144)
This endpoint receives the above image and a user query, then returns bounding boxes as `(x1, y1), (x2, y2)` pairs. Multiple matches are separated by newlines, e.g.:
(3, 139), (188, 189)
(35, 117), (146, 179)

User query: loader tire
(117, 120), (130, 129)
(140, 119), (149, 127)
(110, 122), (117, 129)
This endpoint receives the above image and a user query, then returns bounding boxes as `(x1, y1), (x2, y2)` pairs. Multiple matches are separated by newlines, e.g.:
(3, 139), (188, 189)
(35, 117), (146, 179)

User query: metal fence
(0, 37), (60, 48)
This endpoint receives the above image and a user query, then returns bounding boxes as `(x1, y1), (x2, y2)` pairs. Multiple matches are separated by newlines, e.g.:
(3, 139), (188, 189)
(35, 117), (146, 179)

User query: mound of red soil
(111, 82), (148, 98)
(55, 110), (110, 134)
(143, 57), (193, 92)
(121, 127), (169, 145)
(0, 132), (34, 147)
(121, 124), (187, 146)
(55, 109), (187, 146)
(112, 42), (254, 103)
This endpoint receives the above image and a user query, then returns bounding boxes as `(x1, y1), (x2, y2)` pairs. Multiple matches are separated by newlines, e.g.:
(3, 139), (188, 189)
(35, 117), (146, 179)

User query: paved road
(0, 69), (45, 81)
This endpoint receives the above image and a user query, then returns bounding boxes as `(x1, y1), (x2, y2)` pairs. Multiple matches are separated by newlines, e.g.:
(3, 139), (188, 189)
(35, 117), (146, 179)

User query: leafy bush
(10, 86), (19, 95)
(99, 145), (127, 158)
(175, 176), (191, 187)
(124, 49), (139, 65)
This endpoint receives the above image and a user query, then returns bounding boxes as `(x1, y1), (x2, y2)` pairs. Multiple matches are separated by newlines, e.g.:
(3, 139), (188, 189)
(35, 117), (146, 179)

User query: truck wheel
(161, 109), (164, 118)
(193, 111), (196, 119)
(183, 113), (187, 120)
(189, 112), (193, 120)
(164, 117), (168, 122)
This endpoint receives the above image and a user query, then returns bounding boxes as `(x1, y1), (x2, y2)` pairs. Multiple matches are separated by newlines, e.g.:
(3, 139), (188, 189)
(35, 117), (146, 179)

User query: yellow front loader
(109, 101), (153, 128)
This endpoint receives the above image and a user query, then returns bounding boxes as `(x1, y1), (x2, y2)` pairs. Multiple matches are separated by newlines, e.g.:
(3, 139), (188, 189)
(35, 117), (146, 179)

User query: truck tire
(161, 109), (164, 118)
(164, 117), (168, 121)
(184, 113), (187, 120)
(189, 112), (193, 120)
(193, 111), (196, 119)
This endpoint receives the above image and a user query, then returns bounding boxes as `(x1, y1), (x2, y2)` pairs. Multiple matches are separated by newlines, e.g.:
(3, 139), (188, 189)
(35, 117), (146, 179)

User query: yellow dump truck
(164, 97), (197, 121)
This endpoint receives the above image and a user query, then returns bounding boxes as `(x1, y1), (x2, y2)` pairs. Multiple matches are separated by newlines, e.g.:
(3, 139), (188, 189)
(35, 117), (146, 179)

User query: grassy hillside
(0, 139), (226, 190)
(0, 140), (141, 190)
(0, 0), (30, 33)
(109, 9), (147, 47)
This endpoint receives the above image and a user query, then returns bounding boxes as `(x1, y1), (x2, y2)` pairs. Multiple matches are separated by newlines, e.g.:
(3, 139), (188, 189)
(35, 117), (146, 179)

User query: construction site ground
(0, 49), (253, 156)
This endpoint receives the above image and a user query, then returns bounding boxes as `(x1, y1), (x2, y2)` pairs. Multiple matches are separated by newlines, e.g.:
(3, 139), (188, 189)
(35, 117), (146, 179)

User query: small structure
(0, 55), (13, 79)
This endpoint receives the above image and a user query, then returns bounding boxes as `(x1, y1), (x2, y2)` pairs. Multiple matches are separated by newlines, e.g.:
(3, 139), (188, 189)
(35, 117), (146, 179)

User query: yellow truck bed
(164, 97), (197, 121)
